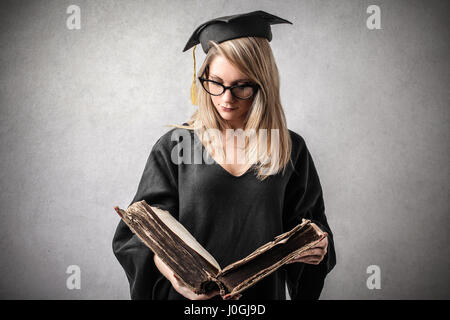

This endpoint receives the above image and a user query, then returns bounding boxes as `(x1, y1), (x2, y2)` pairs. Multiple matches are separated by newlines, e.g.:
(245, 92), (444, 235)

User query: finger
(295, 248), (325, 258)
(223, 293), (241, 300)
(300, 256), (323, 265)
(291, 254), (322, 262)
(196, 290), (220, 300)
(312, 237), (328, 249)
(287, 255), (323, 264)
(173, 276), (220, 300)
(311, 248), (325, 255)
(173, 273), (183, 286)
(172, 273), (191, 295)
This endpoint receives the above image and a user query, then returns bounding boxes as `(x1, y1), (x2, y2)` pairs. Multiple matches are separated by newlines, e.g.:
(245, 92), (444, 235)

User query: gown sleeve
(282, 135), (336, 300)
(112, 136), (179, 299)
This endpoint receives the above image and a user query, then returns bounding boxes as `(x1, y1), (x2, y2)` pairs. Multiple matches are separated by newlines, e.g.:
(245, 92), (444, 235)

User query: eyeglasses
(198, 77), (259, 100)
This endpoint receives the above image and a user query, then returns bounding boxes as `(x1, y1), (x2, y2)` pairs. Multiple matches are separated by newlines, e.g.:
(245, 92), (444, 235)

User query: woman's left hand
(287, 223), (328, 265)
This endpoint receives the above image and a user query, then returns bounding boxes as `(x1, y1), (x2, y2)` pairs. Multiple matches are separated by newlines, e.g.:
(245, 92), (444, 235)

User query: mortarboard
(183, 10), (292, 105)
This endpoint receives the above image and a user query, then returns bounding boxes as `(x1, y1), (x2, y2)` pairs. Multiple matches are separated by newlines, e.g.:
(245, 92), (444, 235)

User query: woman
(113, 10), (336, 300)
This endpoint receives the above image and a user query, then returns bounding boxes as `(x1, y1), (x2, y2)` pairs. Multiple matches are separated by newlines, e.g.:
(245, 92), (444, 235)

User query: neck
(224, 120), (245, 131)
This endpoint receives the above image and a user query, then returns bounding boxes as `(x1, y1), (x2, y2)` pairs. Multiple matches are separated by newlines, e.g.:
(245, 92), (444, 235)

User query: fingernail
(114, 206), (122, 217)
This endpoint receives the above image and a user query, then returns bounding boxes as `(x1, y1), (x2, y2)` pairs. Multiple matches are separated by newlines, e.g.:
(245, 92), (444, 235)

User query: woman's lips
(221, 106), (237, 112)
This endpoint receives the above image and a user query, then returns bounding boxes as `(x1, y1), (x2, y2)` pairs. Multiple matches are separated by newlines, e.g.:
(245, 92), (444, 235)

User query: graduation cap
(183, 10), (292, 105)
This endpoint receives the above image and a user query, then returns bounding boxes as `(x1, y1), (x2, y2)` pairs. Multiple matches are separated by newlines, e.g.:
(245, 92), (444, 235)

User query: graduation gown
(112, 125), (336, 300)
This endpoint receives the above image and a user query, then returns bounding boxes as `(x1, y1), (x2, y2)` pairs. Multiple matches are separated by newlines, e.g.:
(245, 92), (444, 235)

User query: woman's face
(206, 55), (254, 129)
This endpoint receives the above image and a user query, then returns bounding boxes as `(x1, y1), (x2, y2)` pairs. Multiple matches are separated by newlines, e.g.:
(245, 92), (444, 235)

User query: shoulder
(288, 129), (306, 147)
(287, 129), (308, 161)
(152, 123), (193, 153)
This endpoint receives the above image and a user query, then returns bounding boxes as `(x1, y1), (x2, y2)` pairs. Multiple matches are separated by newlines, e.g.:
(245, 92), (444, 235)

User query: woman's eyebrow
(210, 74), (251, 83)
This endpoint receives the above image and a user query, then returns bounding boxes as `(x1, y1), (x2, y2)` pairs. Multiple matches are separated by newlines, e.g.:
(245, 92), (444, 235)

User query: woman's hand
(287, 223), (328, 265)
(153, 254), (241, 300)
(153, 254), (218, 300)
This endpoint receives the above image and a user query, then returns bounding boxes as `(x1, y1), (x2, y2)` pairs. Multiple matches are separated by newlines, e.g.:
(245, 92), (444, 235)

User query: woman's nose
(221, 87), (235, 103)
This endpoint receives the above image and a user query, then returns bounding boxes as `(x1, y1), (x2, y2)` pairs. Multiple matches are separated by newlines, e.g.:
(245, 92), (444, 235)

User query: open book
(114, 200), (326, 299)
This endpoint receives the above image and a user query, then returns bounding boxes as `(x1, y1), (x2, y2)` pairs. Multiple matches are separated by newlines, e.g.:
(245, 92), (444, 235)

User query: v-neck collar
(192, 129), (254, 179)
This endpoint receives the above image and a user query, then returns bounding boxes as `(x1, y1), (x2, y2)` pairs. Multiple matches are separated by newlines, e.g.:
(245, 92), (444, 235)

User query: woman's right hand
(153, 254), (221, 300)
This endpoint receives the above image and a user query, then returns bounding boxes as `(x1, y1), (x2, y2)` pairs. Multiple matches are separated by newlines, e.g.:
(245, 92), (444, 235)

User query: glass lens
(206, 81), (224, 95)
(231, 86), (254, 99)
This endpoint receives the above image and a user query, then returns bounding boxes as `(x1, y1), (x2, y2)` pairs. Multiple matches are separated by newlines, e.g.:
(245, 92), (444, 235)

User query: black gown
(112, 125), (336, 300)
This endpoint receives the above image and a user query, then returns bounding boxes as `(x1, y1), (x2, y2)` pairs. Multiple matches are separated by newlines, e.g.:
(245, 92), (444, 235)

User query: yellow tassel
(190, 44), (198, 106)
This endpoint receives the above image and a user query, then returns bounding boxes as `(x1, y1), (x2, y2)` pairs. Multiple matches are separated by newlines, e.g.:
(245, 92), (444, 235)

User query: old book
(114, 200), (327, 299)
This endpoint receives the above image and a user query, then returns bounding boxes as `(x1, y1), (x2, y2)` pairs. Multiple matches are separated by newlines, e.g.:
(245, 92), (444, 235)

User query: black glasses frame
(197, 76), (260, 100)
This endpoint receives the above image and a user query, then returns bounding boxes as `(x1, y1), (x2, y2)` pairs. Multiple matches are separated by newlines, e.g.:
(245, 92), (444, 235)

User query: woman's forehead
(208, 55), (248, 80)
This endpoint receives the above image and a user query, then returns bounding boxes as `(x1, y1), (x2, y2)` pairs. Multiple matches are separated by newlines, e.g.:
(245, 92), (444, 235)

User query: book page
(151, 206), (221, 271)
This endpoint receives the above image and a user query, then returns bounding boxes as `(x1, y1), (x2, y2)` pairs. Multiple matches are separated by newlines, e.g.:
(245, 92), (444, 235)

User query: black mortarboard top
(183, 10), (292, 105)
(183, 10), (293, 54)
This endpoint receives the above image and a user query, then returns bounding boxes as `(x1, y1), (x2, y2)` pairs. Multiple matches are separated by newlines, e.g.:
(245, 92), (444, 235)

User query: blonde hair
(168, 37), (292, 181)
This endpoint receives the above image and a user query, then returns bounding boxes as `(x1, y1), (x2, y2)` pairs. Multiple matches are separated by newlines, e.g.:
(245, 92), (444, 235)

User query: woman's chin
(219, 112), (234, 121)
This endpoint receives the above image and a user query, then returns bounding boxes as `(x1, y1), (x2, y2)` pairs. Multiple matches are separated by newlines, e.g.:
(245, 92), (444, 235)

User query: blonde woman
(113, 10), (336, 300)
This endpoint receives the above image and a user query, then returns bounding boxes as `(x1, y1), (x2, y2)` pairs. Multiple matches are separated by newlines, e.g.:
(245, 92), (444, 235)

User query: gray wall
(0, 0), (448, 299)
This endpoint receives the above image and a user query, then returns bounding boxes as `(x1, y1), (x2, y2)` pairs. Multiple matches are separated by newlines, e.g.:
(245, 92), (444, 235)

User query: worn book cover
(114, 200), (326, 298)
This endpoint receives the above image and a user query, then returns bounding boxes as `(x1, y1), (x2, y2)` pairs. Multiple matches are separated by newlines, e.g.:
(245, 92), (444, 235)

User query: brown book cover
(114, 200), (326, 298)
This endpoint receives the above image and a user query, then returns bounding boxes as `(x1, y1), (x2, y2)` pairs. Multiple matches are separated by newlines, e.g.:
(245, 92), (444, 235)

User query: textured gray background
(0, 0), (448, 299)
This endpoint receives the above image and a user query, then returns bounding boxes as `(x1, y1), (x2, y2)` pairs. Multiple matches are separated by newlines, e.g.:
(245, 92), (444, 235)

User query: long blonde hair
(169, 37), (292, 181)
